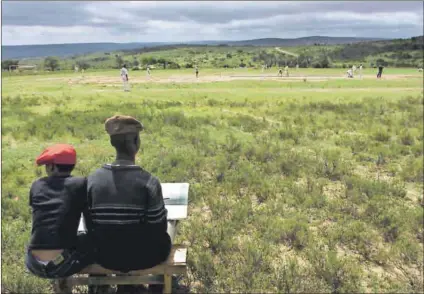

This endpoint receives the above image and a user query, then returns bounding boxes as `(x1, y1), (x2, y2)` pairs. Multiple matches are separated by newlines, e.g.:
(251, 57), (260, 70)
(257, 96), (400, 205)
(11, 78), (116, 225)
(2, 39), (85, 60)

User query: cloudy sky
(2, 1), (423, 45)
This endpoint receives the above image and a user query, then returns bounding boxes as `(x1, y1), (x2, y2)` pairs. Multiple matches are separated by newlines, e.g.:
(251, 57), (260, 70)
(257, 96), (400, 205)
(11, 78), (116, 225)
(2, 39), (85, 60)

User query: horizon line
(3, 35), (415, 47)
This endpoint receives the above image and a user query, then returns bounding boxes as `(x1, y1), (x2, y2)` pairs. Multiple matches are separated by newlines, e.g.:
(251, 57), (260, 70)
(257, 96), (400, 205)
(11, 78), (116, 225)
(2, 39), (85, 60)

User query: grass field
(1, 68), (423, 293)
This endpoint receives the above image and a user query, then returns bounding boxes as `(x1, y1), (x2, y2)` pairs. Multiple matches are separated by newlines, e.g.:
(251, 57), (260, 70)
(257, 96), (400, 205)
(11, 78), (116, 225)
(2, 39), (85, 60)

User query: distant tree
(141, 57), (150, 65)
(226, 53), (232, 58)
(376, 58), (388, 67)
(1, 59), (19, 71)
(132, 57), (140, 67)
(157, 58), (167, 69)
(115, 55), (124, 68)
(312, 55), (331, 68)
(44, 57), (60, 71)
(76, 60), (90, 70)
(168, 62), (180, 69)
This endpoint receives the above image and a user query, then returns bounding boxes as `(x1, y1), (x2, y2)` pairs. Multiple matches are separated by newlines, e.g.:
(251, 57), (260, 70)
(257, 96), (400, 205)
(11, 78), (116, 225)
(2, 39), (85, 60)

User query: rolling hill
(1, 42), (166, 60)
(2, 36), (386, 60)
(225, 36), (385, 47)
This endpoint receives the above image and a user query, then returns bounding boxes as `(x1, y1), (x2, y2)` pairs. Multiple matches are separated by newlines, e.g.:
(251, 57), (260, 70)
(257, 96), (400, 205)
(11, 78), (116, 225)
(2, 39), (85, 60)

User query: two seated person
(25, 115), (173, 291)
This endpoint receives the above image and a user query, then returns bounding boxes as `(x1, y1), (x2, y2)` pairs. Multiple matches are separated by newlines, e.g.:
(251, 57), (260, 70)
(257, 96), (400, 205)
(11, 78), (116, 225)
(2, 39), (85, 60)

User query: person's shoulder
(30, 177), (49, 190)
(139, 170), (161, 187)
(65, 176), (87, 188)
(66, 175), (86, 183)
(88, 166), (110, 178)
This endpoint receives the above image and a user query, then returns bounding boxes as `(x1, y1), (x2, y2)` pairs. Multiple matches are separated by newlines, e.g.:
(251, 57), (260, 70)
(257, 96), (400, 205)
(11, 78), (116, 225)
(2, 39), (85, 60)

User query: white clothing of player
(121, 67), (130, 92)
(284, 65), (289, 77)
(359, 65), (363, 78)
(347, 69), (353, 78)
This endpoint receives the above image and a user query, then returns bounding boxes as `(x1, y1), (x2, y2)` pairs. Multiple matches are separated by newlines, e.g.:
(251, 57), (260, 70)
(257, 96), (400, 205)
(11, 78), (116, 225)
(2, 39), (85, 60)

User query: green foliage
(309, 249), (363, 293)
(43, 56), (60, 71)
(76, 60), (90, 70)
(2, 59), (19, 70)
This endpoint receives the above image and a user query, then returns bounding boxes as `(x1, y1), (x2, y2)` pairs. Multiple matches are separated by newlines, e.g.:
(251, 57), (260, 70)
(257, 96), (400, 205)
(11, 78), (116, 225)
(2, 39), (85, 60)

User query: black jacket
(86, 164), (171, 272)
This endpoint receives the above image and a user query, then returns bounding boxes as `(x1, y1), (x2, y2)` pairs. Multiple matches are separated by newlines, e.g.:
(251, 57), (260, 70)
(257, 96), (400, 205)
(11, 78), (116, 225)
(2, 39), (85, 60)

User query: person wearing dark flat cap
(25, 144), (95, 279)
(85, 115), (172, 286)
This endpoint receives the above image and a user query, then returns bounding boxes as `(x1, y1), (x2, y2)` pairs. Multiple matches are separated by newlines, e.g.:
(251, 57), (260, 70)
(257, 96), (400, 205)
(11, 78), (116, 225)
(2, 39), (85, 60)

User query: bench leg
(52, 278), (72, 294)
(163, 274), (172, 294)
(88, 274), (112, 294)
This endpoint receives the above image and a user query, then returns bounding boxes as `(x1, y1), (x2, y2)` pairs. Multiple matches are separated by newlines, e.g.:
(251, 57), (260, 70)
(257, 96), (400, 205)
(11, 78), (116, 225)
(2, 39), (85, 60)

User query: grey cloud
(3, 1), (423, 26)
(1, 1), (423, 45)
(2, 1), (91, 26)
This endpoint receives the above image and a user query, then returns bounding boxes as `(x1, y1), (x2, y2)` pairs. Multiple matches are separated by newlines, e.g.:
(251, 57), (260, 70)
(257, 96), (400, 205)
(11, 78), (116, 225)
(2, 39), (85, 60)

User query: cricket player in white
(352, 65), (357, 77)
(284, 65), (289, 77)
(347, 69), (353, 78)
(147, 66), (151, 77)
(121, 64), (130, 92)
(359, 64), (363, 78)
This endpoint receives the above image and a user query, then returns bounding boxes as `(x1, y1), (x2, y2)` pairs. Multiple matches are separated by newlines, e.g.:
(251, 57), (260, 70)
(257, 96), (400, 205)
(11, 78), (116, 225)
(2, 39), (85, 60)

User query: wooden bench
(54, 183), (189, 294)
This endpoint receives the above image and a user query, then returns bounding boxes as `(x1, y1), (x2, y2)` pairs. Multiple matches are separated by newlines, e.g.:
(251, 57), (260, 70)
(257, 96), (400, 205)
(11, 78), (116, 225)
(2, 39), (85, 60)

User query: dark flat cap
(105, 115), (144, 135)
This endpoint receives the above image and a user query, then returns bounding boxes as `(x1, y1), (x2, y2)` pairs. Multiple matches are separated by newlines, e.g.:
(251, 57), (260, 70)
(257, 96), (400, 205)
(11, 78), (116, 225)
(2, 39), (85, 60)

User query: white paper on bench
(78, 183), (189, 232)
(173, 248), (187, 264)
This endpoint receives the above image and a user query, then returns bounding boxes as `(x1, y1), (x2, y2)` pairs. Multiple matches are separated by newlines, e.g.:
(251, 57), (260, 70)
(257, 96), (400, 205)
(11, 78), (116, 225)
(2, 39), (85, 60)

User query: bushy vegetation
(1, 69), (423, 293)
(10, 36), (423, 72)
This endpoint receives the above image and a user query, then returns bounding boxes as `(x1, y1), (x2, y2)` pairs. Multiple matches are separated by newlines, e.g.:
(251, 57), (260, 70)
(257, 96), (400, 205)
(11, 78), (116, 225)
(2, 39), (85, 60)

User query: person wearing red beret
(25, 144), (95, 279)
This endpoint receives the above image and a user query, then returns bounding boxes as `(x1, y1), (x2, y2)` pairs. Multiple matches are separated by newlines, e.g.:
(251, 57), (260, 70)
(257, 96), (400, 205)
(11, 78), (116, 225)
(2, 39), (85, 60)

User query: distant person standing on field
(359, 64), (363, 78)
(195, 66), (199, 78)
(121, 64), (130, 92)
(284, 65), (289, 77)
(278, 68), (283, 77)
(147, 66), (151, 77)
(377, 65), (384, 79)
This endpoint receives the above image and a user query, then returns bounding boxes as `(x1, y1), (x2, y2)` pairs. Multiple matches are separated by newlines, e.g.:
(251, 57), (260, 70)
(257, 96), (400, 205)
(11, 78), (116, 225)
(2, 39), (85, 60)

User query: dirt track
(61, 73), (422, 85)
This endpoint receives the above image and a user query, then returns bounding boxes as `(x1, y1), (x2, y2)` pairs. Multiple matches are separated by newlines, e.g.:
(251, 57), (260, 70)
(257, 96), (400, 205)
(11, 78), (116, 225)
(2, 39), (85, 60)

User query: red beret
(36, 144), (76, 166)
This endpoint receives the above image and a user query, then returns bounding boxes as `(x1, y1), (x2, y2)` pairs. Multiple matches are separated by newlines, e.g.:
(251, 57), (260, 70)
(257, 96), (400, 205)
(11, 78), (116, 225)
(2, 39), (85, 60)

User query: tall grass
(2, 70), (423, 293)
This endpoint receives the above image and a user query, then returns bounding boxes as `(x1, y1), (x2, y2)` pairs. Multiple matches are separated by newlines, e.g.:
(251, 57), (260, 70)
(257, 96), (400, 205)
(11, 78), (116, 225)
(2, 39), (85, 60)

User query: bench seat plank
(68, 275), (164, 286)
(78, 246), (187, 275)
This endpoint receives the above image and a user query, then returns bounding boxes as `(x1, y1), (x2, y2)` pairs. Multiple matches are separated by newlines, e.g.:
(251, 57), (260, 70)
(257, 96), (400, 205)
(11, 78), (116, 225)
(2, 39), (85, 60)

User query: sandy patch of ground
(40, 73), (424, 85)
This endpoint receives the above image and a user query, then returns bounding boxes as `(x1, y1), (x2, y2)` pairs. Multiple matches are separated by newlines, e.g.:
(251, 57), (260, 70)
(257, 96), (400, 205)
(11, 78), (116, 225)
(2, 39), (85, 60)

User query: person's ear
(135, 134), (140, 151)
(45, 164), (53, 175)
